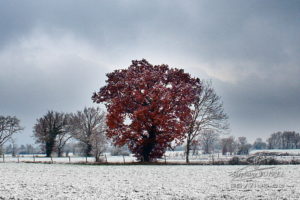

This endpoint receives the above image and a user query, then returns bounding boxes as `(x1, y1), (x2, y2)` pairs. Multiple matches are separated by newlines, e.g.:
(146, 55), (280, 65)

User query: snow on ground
(1, 163), (300, 199)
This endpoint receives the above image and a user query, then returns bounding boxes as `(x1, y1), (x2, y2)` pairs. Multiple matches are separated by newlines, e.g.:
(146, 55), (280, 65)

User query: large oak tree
(92, 59), (201, 162)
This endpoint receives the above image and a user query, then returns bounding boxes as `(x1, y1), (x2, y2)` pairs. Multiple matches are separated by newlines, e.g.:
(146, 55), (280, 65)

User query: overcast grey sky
(1, 0), (300, 145)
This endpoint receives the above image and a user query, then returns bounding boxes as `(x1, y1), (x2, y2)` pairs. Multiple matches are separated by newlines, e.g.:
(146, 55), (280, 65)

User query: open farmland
(1, 163), (300, 199)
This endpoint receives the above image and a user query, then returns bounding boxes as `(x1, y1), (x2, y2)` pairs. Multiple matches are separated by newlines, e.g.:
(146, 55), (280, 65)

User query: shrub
(228, 156), (240, 165)
(247, 155), (280, 165)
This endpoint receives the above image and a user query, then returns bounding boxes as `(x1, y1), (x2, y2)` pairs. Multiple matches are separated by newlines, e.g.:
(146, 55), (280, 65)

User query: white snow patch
(0, 163), (300, 199)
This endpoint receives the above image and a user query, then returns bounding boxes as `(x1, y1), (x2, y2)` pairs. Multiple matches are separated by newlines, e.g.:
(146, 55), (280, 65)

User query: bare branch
(0, 116), (23, 146)
(185, 80), (229, 162)
(68, 107), (107, 159)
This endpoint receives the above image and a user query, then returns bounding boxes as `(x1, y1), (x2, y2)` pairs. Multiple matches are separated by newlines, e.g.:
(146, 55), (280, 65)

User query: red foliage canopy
(92, 59), (201, 161)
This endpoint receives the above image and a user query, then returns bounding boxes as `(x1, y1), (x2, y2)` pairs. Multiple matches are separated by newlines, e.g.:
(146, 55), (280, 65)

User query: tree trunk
(95, 154), (100, 162)
(222, 146), (227, 155)
(85, 143), (92, 157)
(186, 136), (191, 163)
(204, 143), (210, 154)
(57, 148), (63, 157)
(12, 147), (16, 157)
(45, 139), (55, 157)
(142, 126), (156, 162)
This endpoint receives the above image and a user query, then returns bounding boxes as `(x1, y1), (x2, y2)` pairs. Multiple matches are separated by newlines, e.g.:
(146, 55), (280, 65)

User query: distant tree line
(186, 135), (253, 156)
(4, 142), (40, 156)
(267, 131), (300, 149)
(192, 131), (300, 156)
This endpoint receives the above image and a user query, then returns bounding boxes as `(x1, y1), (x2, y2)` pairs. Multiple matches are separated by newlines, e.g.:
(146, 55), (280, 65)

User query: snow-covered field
(1, 163), (300, 199)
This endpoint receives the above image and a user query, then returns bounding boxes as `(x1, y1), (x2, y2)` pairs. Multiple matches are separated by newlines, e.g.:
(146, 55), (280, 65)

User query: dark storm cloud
(0, 0), (299, 143)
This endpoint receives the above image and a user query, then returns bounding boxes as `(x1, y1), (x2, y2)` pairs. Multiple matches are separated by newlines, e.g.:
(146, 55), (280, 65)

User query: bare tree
(10, 138), (18, 157)
(0, 116), (23, 150)
(90, 127), (107, 162)
(252, 138), (267, 150)
(69, 107), (107, 158)
(198, 130), (219, 154)
(25, 144), (35, 154)
(221, 136), (236, 155)
(236, 136), (252, 155)
(191, 140), (200, 155)
(185, 80), (229, 163)
(267, 131), (300, 149)
(55, 130), (72, 157)
(33, 111), (69, 157)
